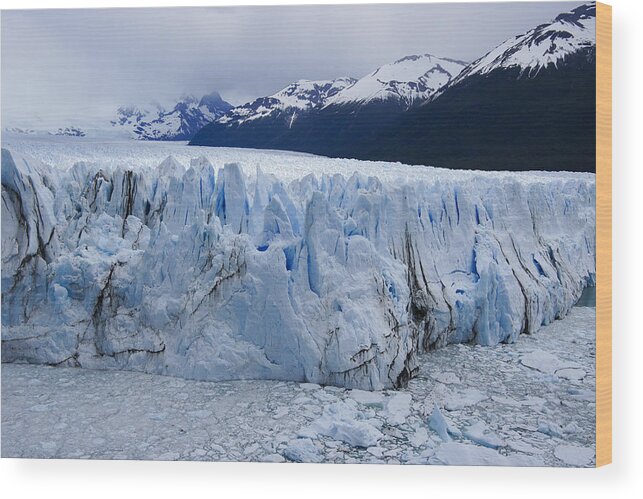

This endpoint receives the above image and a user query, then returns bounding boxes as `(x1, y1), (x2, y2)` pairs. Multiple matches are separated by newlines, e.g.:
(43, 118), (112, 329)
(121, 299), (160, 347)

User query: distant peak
(392, 53), (468, 66)
(287, 77), (356, 88)
(554, 3), (596, 24)
(199, 91), (232, 111)
(178, 94), (199, 104)
(112, 90), (232, 140)
(213, 77), (358, 125)
(324, 53), (466, 109)
(446, 2), (596, 83)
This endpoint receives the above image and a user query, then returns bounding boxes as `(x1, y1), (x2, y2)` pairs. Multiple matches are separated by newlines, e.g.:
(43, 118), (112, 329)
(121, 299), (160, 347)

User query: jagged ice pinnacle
(1, 147), (595, 390)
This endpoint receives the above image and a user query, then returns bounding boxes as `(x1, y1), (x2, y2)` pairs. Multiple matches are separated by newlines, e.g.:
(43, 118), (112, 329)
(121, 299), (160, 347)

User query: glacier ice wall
(1, 148), (595, 389)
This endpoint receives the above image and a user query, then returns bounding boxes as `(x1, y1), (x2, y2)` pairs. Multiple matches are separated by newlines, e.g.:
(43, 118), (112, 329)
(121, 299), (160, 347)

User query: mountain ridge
(191, 2), (597, 172)
(112, 91), (232, 140)
(324, 54), (466, 110)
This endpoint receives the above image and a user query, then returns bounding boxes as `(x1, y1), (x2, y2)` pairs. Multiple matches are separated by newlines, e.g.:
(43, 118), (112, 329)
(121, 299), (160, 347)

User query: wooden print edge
(596, 1), (612, 467)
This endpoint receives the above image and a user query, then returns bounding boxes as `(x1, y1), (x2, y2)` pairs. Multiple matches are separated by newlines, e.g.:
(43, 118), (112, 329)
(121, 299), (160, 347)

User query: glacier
(0, 141), (595, 390)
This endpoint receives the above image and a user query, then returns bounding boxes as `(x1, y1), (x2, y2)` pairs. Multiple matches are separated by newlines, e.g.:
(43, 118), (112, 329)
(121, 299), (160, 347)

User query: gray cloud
(1, 2), (580, 128)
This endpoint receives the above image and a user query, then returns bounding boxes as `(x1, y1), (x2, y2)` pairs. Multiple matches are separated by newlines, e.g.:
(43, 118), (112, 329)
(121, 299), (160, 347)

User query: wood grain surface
(596, 1), (612, 468)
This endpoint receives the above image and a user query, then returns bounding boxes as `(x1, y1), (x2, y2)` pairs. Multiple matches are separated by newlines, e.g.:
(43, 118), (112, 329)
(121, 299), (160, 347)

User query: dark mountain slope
(192, 3), (597, 172)
(359, 48), (596, 172)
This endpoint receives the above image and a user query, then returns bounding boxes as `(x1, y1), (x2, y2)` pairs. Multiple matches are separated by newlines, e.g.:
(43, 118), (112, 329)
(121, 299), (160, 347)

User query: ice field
(1, 136), (595, 390)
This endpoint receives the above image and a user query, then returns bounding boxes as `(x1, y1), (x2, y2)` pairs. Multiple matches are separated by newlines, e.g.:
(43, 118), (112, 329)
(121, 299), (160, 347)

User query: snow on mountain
(4, 125), (94, 138)
(325, 54), (466, 109)
(218, 78), (356, 127)
(112, 92), (232, 140)
(1, 139), (595, 390)
(49, 126), (86, 137)
(192, 56), (466, 152)
(3, 127), (36, 135)
(449, 3), (595, 83)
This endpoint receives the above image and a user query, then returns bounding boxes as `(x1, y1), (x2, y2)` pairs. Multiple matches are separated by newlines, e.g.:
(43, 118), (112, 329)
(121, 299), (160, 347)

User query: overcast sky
(2, 1), (581, 128)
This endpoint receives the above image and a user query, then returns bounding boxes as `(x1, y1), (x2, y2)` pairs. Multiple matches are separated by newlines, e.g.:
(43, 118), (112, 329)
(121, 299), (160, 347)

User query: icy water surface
(1, 308), (595, 466)
(575, 286), (596, 307)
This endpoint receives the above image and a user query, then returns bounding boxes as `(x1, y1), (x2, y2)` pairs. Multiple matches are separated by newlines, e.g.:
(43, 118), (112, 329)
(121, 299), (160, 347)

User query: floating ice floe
(554, 444), (595, 467)
(306, 400), (383, 448)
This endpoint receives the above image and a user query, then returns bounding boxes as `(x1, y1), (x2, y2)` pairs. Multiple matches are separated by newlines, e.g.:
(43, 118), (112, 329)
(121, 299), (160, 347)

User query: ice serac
(1, 148), (595, 390)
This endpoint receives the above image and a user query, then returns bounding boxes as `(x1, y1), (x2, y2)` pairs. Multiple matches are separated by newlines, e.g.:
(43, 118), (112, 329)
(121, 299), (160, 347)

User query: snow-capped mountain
(325, 54), (466, 109)
(356, 2), (597, 171)
(112, 92), (232, 140)
(192, 56), (465, 149)
(449, 2), (595, 84)
(192, 3), (596, 172)
(3, 127), (36, 135)
(212, 55), (464, 128)
(218, 78), (356, 127)
(49, 126), (86, 137)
